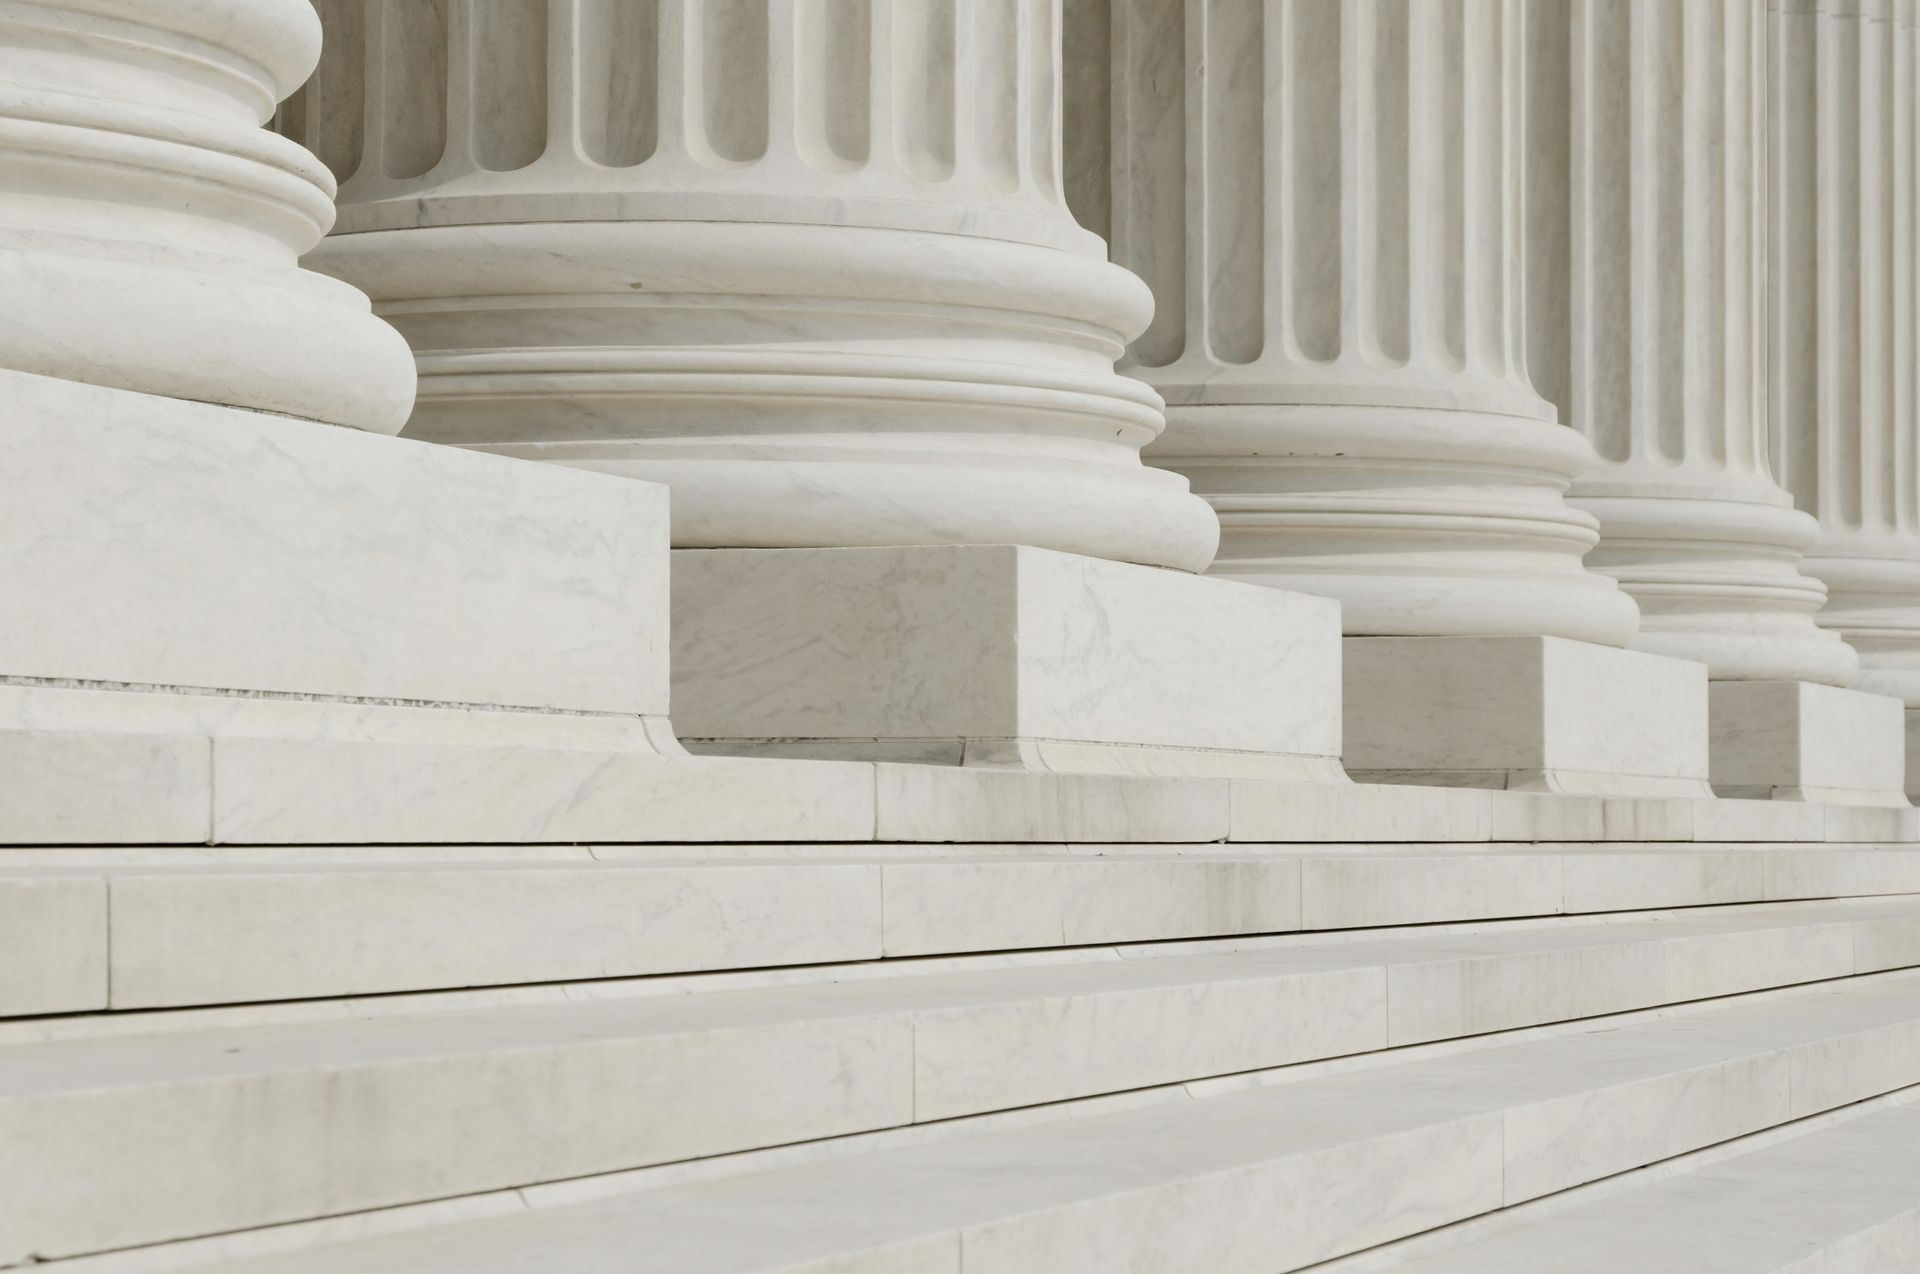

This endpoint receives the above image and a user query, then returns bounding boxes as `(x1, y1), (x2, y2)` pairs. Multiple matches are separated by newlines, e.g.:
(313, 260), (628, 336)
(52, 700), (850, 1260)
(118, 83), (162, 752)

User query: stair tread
(1378, 1101), (1920, 1272)
(174, 967), (1920, 1274)
(7, 895), (1915, 1093)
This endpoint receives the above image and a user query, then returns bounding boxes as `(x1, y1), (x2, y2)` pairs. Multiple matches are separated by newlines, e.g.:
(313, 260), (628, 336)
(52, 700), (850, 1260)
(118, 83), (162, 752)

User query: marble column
(1071, 0), (1710, 795)
(279, 0), (1217, 572)
(1527, 0), (1902, 804)
(0, 0), (681, 782)
(0, 0), (414, 431)
(1770, 0), (1920, 796)
(283, 0), (1346, 779)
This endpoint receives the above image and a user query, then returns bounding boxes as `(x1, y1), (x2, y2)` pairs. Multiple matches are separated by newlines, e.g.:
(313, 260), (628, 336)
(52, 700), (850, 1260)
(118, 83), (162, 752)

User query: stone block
(879, 857), (1303, 956)
(106, 861), (884, 1008)
(0, 873), (105, 1016)
(0, 730), (209, 845)
(1344, 635), (1712, 797)
(1229, 781), (1492, 843)
(672, 545), (1344, 780)
(873, 765), (1229, 843)
(1299, 853), (1564, 928)
(1709, 681), (1910, 806)
(0, 369), (670, 734)
(208, 741), (877, 844)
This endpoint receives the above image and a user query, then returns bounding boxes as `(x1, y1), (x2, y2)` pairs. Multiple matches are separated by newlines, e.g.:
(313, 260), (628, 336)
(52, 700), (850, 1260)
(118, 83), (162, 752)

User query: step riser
(10, 909), (1920, 1264)
(15, 845), (1920, 1015)
(153, 974), (1920, 1274)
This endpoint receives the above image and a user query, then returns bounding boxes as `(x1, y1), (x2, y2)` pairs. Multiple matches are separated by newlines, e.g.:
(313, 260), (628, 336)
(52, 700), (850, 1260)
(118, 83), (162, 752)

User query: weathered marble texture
(1343, 636), (1713, 797)
(1709, 680), (1910, 805)
(126, 970), (1920, 1274)
(281, 0), (1218, 570)
(671, 544), (1343, 779)
(1070, 0), (1639, 641)
(0, 0), (413, 430)
(1769, 0), (1920, 788)
(1528, 0), (1860, 686)
(0, 369), (670, 723)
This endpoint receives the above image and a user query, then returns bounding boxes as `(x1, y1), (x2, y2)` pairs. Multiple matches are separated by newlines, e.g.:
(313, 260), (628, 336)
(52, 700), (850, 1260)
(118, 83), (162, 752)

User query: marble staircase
(11, 825), (1920, 1272)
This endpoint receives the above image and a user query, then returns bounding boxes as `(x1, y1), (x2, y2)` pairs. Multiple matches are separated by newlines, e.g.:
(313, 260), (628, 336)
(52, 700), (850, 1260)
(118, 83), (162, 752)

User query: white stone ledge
(0, 369), (669, 719)
(8, 848), (1920, 1020)
(104, 968), (1920, 1274)
(4, 728), (1916, 849)
(1363, 1098), (1920, 1273)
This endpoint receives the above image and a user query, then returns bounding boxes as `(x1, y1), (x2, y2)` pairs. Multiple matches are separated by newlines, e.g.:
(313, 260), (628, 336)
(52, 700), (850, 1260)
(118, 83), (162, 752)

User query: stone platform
(671, 544), (1344, 780)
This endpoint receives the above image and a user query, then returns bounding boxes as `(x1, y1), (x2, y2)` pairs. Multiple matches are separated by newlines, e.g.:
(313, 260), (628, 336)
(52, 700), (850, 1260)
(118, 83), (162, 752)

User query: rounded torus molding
(1526, 0), (1858, 685)
(1071, 0), (1640, 641)
(0, 0), (416, 431)
(283, 0), (1219, 571)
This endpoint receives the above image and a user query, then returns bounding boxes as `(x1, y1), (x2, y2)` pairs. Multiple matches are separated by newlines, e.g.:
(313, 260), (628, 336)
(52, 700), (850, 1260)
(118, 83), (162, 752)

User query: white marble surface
(210, 742), (877, 846)
(1075, 0), (1639, 643)
(0, 0), (414, 430)
(874, 764), (1230, 844)
(12, 899), (1920, 1263)
(162, 968), (1920, 1274)
(673, 545), (1341, 778)
(1526, 0), (1858, 687)
(1710, 681), (1910, 805)
(0, 873), (104, 1016)
(1228, 781), (1494, 843)
(1298, 854), (1565, 930)
(287, 1), (1218, 571)
(106, 861), (883, 1009)
(12, 848), (1920, 1018)
(0, 994), (914, 1264)
(1369, 1101), (1920, 1272)
(880, 857), (1304, 957)
(0, 370), (669, 720)
(0, 729), (208, 845)
(1344, 636), (1712, 796)
(1770, 0), (1920, 716)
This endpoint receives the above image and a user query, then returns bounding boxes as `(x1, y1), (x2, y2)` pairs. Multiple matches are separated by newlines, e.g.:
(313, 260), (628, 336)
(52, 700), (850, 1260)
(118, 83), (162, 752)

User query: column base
(0, 368), (679, 757)
(1708, 682), (1909, 806)
(670, 545), (1345, 781)
(1343, 636), (1712, 797)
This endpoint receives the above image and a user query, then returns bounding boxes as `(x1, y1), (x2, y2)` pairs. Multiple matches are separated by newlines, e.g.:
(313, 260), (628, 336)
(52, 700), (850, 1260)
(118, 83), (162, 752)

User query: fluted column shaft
(1527, 0), (1858, 685)
(1769, 0), (1920, 704)
(283, 0), (1217, 571)
(1070, 0), (1638, 641)
(0, 0), (412, 431)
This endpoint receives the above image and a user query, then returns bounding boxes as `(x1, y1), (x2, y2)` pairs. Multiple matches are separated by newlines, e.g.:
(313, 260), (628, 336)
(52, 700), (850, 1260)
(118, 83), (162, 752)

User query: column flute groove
(281, 0), (1215, 569)
(1527, 0), (1859, 686)
(1770, 0), (1920, 709)
(1074, 0), (1639, 641)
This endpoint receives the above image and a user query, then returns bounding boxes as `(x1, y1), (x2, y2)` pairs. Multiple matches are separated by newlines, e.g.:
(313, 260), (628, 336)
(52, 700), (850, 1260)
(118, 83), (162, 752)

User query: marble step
(13, 728), (1917, 846)
(1348, 1097), (1920, 1272)
(8, 898), (1920, 1264)
(14, 842), (1920, 1015)
(164, 969), (1920, 1274)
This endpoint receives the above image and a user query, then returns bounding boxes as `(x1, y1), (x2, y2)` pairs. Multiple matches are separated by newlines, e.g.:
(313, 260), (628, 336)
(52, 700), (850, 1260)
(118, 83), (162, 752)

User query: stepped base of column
(1344, 636), (1712, 797)
(1708, 681), (1910, 806)
(0, 369), (682, 804)
(669, 545), (1345, 781)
